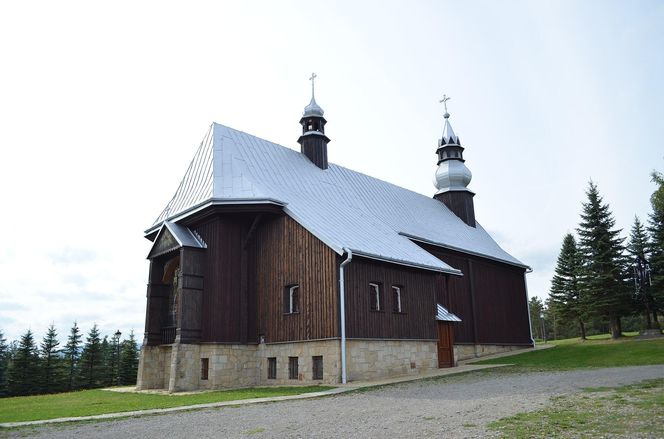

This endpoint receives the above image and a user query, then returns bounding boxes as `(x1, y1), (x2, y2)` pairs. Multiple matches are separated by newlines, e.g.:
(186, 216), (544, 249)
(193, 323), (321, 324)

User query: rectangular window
(267, 357), (277, 379)
(369, 283), (382, 311)
(392, 285), (402, 313)
(284, 284), (300, 314)
(312, 356), (323, 380)
(200, 358), (209, 380)
(288, 356), (299, 379)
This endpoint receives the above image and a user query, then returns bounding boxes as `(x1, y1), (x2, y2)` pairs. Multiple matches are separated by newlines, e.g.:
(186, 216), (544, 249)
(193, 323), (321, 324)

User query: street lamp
(114, 330), (122, 386)
(540, 312), (547, 344)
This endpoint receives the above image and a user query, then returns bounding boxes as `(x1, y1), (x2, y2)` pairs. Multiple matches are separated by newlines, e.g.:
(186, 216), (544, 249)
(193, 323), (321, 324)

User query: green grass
(475, 337), (664, 369)
(545, 331), (640, 346)
(489, 378), (664, 438)
(0, 385), (333, 423)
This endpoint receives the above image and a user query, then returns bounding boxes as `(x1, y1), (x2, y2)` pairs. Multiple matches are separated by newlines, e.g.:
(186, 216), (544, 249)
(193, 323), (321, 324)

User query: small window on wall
(288, 357), (299, 379)
(267, 357), (277, 379)
(369, 283), (382, 311)
(312, 356), (323, 380)
(200, 358), (209, 380)
(284, 284), (300, 314)
(392, 286), (403, 313)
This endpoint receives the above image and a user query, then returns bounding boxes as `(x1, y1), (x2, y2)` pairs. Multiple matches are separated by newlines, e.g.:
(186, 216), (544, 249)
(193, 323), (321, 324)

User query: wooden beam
(243, 214), (263, 249)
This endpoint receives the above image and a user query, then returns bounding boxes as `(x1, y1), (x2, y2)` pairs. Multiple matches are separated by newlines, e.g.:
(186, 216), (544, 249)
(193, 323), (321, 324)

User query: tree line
(531, 170), (664, 340)
(0, 322), (139, 397)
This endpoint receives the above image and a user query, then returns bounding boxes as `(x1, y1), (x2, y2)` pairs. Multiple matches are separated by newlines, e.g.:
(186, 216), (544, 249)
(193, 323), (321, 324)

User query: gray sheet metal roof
(148, 123), (527, 272)
(436, 303), (462, 322)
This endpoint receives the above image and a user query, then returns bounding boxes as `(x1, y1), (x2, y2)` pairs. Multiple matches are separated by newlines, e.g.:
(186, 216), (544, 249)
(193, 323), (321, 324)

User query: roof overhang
(400, 232), (531, 271)
(349, 249), (463, 276)
(436, 303), (462, 322)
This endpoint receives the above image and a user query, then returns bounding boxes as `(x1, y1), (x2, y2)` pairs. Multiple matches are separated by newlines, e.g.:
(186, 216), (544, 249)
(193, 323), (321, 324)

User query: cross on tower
(439, 94), (451, 114)
(309, 73), (317, 98)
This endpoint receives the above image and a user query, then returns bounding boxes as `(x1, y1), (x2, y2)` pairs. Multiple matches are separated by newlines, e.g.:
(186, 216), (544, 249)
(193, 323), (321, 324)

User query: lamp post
(114, 330), (122, 386)
(540, 311), (547, 344)
(633, 257), (658, 331)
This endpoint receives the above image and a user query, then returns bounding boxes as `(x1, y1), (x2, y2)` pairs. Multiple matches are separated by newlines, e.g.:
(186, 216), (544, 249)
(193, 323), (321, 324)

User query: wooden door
(437, 322), (455, 368)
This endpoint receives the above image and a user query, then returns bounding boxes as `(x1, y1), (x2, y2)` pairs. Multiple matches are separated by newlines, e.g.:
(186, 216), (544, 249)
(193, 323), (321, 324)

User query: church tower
(298, 73), (330, 169)
(433, 96), (476, 227)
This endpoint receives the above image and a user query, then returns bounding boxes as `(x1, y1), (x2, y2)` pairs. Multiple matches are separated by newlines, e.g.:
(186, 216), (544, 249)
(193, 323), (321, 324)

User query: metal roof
(436, 303), (462, 322)
(148, 123), (527, 272)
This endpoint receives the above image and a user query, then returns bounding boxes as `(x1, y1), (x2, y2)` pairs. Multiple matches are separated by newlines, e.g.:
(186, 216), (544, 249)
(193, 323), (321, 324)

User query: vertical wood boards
(344, 258), (439, 339)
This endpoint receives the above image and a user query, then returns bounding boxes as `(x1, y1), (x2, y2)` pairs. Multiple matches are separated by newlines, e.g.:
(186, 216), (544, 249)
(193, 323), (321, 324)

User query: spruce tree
(528, 296), (544, 340)
(119, 331), (139, 385)
(648, 170), (664, 326)
(627, 216), (657, 329)
(7, 330), (39, 396)
(549, 233), (587, 339)
(0, 330), (7, 397)
(63, 322), (82, 391)
(576, 181), (630, 338)
(79, 324), (104, 388)
(40, 324), (62, 393)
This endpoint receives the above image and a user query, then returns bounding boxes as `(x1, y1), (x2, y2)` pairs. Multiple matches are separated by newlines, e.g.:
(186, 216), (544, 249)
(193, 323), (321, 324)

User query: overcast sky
(1, 1), (662, 343)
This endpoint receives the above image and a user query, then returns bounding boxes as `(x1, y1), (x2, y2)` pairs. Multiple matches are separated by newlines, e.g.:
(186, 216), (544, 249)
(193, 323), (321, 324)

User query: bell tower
(298, 73), (330, 169)
(433, 95), (476, 227)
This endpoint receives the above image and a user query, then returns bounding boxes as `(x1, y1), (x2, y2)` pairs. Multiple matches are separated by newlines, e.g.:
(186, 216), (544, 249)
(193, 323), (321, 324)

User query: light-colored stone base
(137, 339), (532, 392)
(346, 339), (438, 382)
(454, 343), (531, 362)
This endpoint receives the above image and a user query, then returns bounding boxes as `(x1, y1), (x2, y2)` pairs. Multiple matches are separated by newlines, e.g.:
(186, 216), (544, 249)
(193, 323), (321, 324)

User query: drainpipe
(339, 248), (353, 384)
(524, 268), (536, 346)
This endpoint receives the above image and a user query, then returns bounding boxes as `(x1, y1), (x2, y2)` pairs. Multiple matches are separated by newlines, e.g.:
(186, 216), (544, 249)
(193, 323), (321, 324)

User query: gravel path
(5, 365), (663, 439)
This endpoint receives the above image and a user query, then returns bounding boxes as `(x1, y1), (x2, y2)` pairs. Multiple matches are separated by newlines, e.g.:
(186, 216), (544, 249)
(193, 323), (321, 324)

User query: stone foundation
(137, 339), (532, 392)
(346, 339), (438, 381)
(454, 343), (531, 362)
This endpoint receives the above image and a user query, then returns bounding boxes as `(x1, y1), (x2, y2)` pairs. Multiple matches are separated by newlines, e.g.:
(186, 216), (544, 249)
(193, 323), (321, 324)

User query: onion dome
(303, 95), (324, 117)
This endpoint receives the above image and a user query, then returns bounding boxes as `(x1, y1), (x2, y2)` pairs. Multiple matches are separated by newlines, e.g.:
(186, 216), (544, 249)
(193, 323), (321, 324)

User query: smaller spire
(439, 94), (459, 145)
(303, 72), (324, 117)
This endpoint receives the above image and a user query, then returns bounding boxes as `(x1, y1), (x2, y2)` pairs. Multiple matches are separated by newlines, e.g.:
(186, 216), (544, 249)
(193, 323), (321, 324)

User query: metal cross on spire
(309, 72), (317, 99)
(439, 94), (451, 115)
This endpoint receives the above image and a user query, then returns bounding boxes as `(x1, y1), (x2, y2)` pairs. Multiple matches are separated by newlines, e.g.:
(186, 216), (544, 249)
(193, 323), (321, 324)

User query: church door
(437, 322), (455, 368)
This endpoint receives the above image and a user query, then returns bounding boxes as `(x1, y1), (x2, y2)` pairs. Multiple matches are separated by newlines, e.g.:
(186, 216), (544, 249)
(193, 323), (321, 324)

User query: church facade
(136, 85), (533, 392)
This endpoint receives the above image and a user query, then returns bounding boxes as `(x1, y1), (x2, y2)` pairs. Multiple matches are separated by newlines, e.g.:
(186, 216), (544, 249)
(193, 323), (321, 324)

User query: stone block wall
(255, 340), (340, 386)
(137, 345), (172, 390)
(345, 339), (438, 381)
(454, 343), (530, 362)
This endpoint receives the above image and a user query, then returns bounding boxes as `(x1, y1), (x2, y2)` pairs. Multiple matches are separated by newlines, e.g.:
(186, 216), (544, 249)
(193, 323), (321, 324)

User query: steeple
(433, 95), (476, 227)
(298, 73), (330, 169)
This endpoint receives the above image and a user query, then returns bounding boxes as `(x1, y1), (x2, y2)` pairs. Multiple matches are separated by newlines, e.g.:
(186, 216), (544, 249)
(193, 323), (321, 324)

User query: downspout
(524, 267), (535, 346)
(339, 248), (353, 384)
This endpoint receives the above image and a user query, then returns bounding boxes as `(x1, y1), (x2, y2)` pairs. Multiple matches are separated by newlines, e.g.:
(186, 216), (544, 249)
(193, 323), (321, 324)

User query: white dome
(434, 160), (472, 193)
(303, 96), (324, 117)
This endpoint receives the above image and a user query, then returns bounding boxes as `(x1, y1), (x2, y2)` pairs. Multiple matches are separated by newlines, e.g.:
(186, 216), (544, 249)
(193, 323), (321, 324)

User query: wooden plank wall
(194, 217), (249, 343)
(420, 244), (532, 345)
(250, 215), (338, 343)
(344, 258), (439, 339)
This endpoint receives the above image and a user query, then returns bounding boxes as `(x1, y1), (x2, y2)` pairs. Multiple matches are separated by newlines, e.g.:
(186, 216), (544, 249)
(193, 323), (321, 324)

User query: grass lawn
(488, 378), (664, 438)
(475, 337), (664, 369)
(0, 385), (333, 423)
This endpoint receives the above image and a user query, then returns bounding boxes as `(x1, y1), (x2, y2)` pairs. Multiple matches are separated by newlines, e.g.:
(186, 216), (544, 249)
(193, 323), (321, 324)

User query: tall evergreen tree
(119, 331), (139, 386)
(63, 322), (82, 391)
(528, 296), (544, 340)
(79, 324), (104, 389)
(0, 330), (8, 397)
(627, 216), (657, 329)
(7, 330), (39, 396)
(549, 233), (587, 339)
(39, 324), (62, 393)
(648, 170), (664, 326)
(576, 182), (630, 338)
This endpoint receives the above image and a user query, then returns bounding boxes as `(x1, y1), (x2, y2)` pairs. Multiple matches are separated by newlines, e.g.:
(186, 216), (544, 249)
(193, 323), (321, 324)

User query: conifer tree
(79, 324), (104, 389)
(7, 330), (39, 396)
(63, 322), (82, 391)
(100, 336), (112, 387)
(0, 330), (7, 397)
(549, 233), (587, 339)
(119, 331), (139, 385)
(40, 324), (62, 393)
(576, 182), (630, 338)
(648, 170), (664, 326)
(627, 216), (657, 329)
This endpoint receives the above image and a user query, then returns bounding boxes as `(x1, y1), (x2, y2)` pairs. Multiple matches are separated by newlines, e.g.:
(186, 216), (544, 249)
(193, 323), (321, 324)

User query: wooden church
(137, 80), (534, 392)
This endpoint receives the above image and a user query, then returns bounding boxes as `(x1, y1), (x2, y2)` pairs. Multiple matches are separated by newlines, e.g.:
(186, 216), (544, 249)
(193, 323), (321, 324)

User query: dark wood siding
(194, 217), (249, 343)
(250, 215), (338, 342)
(420, 244), (532, 345)
(434, 192), (476, 227)
(344, 258), (439, 339)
